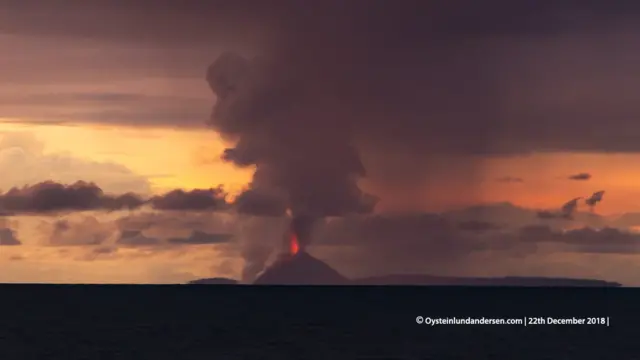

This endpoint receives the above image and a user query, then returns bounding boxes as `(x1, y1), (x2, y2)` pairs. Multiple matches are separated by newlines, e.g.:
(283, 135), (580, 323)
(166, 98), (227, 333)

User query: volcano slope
(253, 251), (348, 285)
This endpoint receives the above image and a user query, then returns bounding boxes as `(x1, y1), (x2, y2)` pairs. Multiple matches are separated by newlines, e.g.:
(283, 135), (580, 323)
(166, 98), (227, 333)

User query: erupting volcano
(253, 216), (348, 285)
(289, 233), (300, 256)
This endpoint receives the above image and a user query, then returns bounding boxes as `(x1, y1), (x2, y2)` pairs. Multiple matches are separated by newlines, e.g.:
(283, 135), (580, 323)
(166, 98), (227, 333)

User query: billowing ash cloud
(201, 2), (640, 224)
(149, 187), (227, 211)
(206, 52), (378, 218)
(232, 188), (287, 217)
(0, 181), (144, 213)
(568, 173), (592, 181)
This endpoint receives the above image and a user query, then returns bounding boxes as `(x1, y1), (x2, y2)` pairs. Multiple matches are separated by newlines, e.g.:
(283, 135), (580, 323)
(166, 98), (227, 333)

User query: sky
(3, 1), (640, 285)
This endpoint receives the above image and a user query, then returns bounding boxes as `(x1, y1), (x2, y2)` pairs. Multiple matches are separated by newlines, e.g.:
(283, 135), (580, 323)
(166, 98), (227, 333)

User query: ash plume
(232, 188), (287, 217)
(196, 3), (640, 279)
(285, 214), (316, 253)
(202, 2), (640, 221)
(235, 215), (288, 283)
(206, 52), (377, 220)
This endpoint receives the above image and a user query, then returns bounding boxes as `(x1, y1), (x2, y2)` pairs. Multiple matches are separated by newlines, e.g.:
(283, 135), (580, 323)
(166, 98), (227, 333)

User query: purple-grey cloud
(0, 227), (20, 245)
(568, 173), (592, 181)
(0, 181), (145, 214)
(149, 187), (227, 211)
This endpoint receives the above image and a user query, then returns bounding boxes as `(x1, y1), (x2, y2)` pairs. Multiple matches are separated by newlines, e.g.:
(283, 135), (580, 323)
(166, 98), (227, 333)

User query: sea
(0, 285), (636, 359)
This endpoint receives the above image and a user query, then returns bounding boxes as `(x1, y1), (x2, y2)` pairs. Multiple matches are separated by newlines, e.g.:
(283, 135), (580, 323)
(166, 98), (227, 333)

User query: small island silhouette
(188, 251), (622, 287)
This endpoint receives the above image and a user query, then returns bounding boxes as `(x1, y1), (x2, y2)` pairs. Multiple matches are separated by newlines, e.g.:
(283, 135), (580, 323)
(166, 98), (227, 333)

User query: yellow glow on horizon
(3, 120), (640, 214)
(0, 121), (253, 195)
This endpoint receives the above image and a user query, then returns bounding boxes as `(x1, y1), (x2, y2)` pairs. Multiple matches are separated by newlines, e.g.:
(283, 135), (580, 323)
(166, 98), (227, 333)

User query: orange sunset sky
(3, 2), (640, 286)
(1, 121), (637, 215)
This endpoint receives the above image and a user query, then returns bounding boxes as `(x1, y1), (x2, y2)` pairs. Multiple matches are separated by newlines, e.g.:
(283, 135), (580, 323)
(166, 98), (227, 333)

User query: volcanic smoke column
(282, 212), (315, 256)
(206, 53), (377, 244)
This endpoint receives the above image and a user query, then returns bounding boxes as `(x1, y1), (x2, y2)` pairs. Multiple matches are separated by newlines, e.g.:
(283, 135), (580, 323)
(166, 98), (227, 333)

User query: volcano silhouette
(253, 251), (348, 285)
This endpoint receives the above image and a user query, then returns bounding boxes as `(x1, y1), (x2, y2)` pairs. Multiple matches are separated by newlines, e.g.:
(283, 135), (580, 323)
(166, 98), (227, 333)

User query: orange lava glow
(290, 234), (300, 256)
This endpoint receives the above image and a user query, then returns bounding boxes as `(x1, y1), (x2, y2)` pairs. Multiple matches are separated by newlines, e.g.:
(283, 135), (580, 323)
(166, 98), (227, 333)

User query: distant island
(350, 274), (622, 287)
(187, 252), (622, 287)
(187, 277), (239, 285)
(188, 274), (621, 287)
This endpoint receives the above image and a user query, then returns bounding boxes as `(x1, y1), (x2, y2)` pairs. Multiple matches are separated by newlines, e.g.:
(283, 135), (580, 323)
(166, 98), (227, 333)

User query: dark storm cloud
(568, 173), (592, 181)
(0, 2), (638, 151)
(5, 2), (640, 150)
(7, 1), (637, 152)
(0, 0), (276, 47)
(0, 181), (144, 214)
(4, 1), (639, 44)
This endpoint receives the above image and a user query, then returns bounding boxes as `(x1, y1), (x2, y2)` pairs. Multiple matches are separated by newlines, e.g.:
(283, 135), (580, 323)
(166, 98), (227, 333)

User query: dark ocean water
(0, 285), (637, 359)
